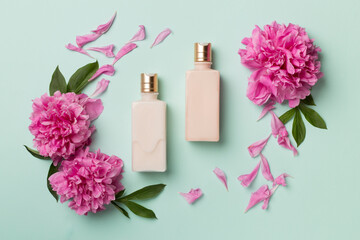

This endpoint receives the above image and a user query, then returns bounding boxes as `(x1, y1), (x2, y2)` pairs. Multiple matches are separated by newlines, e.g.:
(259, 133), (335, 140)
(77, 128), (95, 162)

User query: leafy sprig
(279, 94), (327, 147)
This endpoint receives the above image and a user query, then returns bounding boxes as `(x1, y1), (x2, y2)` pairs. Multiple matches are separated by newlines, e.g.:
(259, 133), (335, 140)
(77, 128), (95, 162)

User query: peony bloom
(239, 21), (323, 108)
(29, 91), (103, 165)
(49, 148), (124, 215)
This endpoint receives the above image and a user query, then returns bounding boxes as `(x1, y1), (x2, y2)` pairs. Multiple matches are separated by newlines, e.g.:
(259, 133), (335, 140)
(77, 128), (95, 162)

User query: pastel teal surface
(0, 0), (359, 239)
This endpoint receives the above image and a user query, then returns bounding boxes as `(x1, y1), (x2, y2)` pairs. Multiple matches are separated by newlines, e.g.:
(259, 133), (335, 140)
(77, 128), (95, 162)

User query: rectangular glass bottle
(132, 73), (166, 172)
(185, 43), (220, 141)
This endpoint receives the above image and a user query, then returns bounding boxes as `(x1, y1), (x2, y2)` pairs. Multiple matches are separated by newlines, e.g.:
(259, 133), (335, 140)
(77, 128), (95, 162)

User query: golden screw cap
(194, 42), (212, 62)
(141, 73), (158, 93)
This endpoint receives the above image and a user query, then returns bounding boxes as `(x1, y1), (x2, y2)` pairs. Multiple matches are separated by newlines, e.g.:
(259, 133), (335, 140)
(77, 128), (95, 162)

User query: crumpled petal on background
(90, 79), (110, 98)
(237, 161), (260, 187)
(258, 100), (276, 121)
(179, 188), (202, 204)
(87, 44), (115, 57)
(88, 65), (115, 82)
(112, 43), (137, 65)
(273, 173), (291, 187)
(270, 111), (298, 156)
(150, 28), (172, 48)
(76, 33), (101, 48)
(65, 43), (93, 58)
(248, 134), (271, 157)
(244, 185), (271, 213)
(91, 12), (116, 35)
(128, 25), (146, 43)
(213, 167), (228, 191)
(262, 185), (278, 210)
(260, 153), (274, 182)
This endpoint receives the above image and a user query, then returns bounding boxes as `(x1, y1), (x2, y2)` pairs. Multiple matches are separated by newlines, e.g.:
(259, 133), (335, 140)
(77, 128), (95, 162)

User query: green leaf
(301, 94), (316, 106)
(49, 66), (67, 96)
(115, 189), (125, 199)
(292, 108), (306, 147)
(299, 104), (327, 129)
(279, 108), (296, 124)
(122, 201), (157, 219)
(118, 184), (166, 202)
(47, 163), (59, 202)
(24, 145), (51, 160)
(111, 202), (130, 218)
(67, 61), (99, 94)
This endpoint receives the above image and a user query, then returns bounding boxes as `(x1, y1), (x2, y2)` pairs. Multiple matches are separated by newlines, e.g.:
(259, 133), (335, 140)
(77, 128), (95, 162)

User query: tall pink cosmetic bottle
(132, 73), (166, 172)
(185, 43), (220, 142)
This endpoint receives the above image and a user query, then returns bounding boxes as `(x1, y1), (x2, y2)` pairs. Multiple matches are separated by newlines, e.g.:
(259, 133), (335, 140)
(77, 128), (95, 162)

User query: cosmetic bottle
(132, 73), (166, 172)
(185, 43), (220, 141)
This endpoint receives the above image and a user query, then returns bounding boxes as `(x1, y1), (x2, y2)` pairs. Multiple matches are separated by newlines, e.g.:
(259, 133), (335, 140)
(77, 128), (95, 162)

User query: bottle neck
(194, 62), (212, 70)
(141, 92), (159, 101)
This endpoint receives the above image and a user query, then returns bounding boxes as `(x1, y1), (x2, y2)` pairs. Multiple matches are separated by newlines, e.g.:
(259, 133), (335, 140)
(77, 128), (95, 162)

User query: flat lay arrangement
(5, 1), (360, 239)
(24, 12), (327, 216)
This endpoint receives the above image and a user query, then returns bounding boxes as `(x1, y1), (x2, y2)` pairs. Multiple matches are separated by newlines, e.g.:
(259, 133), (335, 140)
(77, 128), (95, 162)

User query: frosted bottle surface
(185, 43), (220, 142)
(132, 73), (166, 172)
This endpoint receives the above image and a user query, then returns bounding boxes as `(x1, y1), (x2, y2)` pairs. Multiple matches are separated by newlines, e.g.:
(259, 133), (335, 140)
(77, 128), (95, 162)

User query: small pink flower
(29, 91), (103, 165)
(239, 22), (323, 108)
(49, 148), (124, 215)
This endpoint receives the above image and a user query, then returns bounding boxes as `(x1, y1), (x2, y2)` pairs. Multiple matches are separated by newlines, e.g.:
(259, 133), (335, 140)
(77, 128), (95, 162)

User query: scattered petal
(65, 43), (93, 58)
(245, 185), (272, 213)
(262, 185), (278, 210)
(213, 167), (228, 191)
(270, 111), (298, 156)
(128, 25), (146, 43)
(88, 65), (115, 82)
(273, 173), (292, 187)
(237, 161), (260, 187)
(90, 79), (110, 98)
(258, 100), (276, 121)
(260, 153), (274, 182)
(91, 12), (116, 35)
(87, 44), (115, 57)
(76, 33), (101, 48)
(112, 43), (137, 65)
(179, 188), (202, 204)
(248, 134), (271, 157)
(150, 28), (172, 48)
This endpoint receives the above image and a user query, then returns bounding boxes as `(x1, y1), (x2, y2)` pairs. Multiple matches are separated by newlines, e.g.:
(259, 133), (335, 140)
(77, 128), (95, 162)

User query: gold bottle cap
(194, 42), (212, 62)
(141, 73), (158, 93)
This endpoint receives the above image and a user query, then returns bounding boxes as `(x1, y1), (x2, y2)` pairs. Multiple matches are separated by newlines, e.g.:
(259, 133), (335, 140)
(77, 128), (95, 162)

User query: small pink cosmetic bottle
(185, 43), (220, 142)
(132, 73), (166, 172)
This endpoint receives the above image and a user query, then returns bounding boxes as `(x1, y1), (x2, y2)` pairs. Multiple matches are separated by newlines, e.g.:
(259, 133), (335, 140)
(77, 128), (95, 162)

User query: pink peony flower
(49, 148), (124, 215)
(239, 21), (323, 108)
(29, 91), (103, 165)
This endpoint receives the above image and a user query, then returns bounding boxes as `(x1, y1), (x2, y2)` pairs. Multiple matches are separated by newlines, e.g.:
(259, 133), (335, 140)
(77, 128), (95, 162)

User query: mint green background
(1, 0), (359, 239)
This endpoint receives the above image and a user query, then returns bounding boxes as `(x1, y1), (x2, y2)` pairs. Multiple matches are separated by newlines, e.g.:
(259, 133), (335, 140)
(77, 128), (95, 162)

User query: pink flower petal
(260, 153), (274, 182)
(91, 12), (116, 35)
(273, 173), (292, 187)
(262, 185), (278, 210)
(90, 79), (110, 98)
(88, 65), (115, 82)
(258, 100), (276, 121)
(179, 188), (202, 204)
(248, 134), (271, 158)
(237, 161), (260, 187)
(150, 28), (172, 48)
(65, 43), (93, 58)
(128, 25), (146, 43)
(87, 44), (115, 57)
(83, 98), (104, 121)
(213, 167), (228, 191)
(270, 111), (298, 156)
(244, 185), (271, 213)
(76, 33), (101, 48)
(112, 43), (137, 65)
